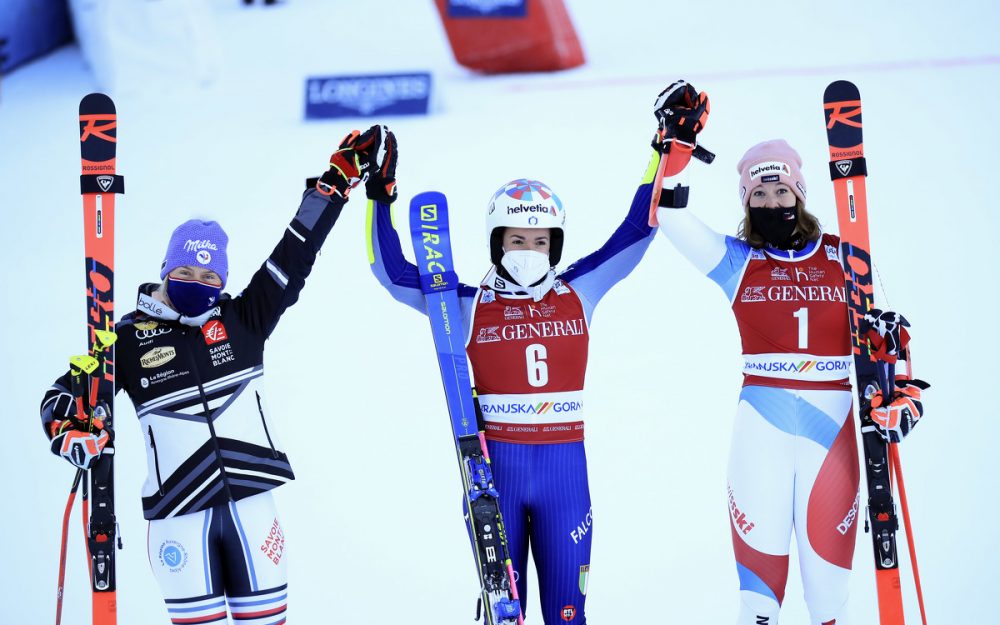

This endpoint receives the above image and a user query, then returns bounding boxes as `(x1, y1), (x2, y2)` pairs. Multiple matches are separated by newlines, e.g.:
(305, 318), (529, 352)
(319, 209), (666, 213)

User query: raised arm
(558, 154), (659, 322)
(367, 198), (427, 314)
(234, 126), (392, 337)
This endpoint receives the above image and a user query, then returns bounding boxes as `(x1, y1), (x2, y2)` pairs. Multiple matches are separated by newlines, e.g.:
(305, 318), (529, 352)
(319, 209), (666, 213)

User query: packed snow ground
(1, 1), (998, 623)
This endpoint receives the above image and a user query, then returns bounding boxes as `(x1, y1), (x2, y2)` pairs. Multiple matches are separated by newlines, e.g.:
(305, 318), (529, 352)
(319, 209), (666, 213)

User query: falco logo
(570, 507), (593, 545)
(96, 175), (114, 192)
(825, 244), (839, 261)
(476, 326), (501, 344)
(741, 286), (766, 302)
(835, 159), (853, 176)
(480, 290), (496, 304)
(202, 320), (228, 345)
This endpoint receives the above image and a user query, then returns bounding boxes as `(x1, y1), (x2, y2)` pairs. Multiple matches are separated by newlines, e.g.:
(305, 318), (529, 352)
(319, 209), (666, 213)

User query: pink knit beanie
(737, 139), (807, 207)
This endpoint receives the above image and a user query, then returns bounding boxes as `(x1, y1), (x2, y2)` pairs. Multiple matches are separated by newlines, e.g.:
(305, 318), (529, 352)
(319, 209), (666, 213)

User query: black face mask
(749, 205), (800, 249)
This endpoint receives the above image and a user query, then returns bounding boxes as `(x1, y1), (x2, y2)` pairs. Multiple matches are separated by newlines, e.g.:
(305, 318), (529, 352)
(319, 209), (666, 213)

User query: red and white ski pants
(728, 386), (859, 625)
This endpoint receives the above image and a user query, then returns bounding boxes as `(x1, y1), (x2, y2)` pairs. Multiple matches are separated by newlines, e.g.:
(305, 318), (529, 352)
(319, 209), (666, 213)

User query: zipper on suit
(184, 327), (234, 500)
(255, 391), (279, 459)
(148, 425), (165, 496)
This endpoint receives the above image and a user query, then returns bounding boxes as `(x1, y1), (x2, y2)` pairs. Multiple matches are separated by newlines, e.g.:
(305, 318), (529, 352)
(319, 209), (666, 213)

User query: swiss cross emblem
(202, 320), (229, 345)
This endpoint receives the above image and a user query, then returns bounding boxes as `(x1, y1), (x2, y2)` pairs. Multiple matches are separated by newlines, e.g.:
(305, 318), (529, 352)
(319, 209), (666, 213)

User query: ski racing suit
(368, 163), (660, 624)
(40, 187), (346, 624)
(657, 206), (860, 625)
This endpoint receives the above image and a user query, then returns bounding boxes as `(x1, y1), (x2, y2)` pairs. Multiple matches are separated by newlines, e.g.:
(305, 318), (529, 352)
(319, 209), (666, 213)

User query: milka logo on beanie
(748, 161), (791, 181)
(184, 239), (218, 265)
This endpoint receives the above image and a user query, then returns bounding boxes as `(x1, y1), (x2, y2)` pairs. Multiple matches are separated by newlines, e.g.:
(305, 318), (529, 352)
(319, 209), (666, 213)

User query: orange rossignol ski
(78, 93), (123, 625)
(824, 80), (924, 625)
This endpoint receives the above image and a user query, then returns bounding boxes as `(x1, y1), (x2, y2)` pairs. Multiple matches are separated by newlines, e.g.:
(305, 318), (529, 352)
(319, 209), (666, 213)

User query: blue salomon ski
(408, 191), (523, 625)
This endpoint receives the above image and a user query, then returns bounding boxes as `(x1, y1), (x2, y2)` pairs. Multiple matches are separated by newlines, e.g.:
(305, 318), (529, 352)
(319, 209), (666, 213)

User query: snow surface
(1, 1), (998, 623)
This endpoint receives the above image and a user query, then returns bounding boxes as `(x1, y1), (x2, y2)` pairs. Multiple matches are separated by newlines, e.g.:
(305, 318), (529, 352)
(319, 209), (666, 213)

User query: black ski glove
(366, 127), (398, 204)
(48, 400), (114, 471)
(652, 80), (710, 153)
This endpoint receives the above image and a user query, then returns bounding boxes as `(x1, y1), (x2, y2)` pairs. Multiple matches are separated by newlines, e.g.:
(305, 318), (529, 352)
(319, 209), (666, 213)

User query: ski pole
(55, 469), (84, 625)
(890, 436), (928, 625)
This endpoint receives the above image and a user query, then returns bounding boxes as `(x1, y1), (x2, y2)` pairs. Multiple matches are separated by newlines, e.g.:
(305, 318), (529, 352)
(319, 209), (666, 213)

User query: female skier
(40, 126), (398, 624)
(365, 109), (688, 621)
(652, 85), (928, 624)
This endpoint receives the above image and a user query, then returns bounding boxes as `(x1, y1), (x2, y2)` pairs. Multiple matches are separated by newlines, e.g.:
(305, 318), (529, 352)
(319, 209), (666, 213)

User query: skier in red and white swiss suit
(651, 84), (930, 625)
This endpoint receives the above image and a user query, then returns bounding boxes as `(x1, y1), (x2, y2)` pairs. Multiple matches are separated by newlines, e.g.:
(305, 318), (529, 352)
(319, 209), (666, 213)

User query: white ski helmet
(485, 179), (566, 267)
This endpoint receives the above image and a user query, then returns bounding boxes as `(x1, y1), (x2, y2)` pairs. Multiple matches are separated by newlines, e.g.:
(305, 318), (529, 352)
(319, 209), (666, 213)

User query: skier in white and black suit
(39, 126), (398, 624)
(651, 89), (929, 624)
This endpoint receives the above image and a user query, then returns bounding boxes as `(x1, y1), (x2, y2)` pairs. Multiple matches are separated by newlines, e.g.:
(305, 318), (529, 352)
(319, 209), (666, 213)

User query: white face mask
(501, 249), (551, 287)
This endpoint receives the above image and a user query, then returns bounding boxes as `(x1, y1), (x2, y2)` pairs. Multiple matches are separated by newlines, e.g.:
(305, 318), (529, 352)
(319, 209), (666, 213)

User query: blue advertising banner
(305, 72), (432, 119)
(447, 0), (527, 18)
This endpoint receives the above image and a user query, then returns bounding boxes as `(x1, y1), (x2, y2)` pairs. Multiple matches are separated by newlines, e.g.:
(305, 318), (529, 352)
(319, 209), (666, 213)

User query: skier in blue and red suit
(367, 146), (668, 620)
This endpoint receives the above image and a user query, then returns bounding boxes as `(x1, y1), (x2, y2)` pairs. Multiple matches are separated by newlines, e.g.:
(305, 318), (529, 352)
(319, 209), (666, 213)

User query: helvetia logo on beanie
(748, 161), (791, 181)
